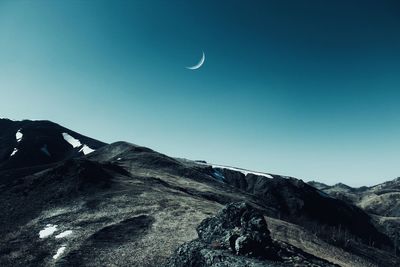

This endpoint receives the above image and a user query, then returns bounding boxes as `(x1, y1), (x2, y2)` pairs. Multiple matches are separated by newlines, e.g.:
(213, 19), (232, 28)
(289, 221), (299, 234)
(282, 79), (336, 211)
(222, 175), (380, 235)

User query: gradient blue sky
(1, 0), (400, 186)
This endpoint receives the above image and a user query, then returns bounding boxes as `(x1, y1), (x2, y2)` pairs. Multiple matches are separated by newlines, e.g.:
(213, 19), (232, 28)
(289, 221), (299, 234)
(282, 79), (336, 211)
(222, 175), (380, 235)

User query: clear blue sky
(1, 0), (400, 186)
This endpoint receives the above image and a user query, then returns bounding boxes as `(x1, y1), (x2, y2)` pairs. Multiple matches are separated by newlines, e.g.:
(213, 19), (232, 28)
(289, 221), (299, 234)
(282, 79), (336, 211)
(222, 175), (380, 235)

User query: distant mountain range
(0, 119), (399, 267)
(309, 178), (400, 248)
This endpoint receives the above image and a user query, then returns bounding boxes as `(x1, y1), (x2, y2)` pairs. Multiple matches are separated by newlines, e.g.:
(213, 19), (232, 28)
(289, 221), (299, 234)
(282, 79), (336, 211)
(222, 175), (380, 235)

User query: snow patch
(79, 145), (94, 155)
(117, 157), (122, 161)
(39, 224), (58, 238)
(211, 164), (274, 179)
(62, 133), (82, 148)
(41, 144), (51, 157)
(10, 148), (18, 157)
(196, 161), (274, 179)
(16, 129), (23, 142)
(55, 230), (73, 239)
(62, 133), (95, 155)
(53, 245), (66, 260)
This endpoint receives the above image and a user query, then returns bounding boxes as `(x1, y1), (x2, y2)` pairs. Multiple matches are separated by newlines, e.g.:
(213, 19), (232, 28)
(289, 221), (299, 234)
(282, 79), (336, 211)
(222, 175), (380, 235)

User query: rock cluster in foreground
(166, 202), (337, 267)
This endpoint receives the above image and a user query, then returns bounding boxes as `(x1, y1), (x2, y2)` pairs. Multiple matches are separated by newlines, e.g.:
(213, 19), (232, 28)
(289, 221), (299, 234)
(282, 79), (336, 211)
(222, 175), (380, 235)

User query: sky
(1, 0), (400, 186)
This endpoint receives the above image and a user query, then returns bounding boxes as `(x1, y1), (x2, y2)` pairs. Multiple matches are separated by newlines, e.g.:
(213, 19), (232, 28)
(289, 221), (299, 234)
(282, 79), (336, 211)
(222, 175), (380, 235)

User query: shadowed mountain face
(0, 119), (106, 181)
(0, 119), (399, 267)
(209, 169), (391, 250)
(309, 179), (400, 250)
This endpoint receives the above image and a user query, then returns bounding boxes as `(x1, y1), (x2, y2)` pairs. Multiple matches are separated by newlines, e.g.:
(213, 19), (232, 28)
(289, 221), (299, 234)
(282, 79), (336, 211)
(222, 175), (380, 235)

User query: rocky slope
(0, 119), (399, 266)
(195, 165), (392, 252)
(308, 179), (400, 253)
(0, 119), (106, 182)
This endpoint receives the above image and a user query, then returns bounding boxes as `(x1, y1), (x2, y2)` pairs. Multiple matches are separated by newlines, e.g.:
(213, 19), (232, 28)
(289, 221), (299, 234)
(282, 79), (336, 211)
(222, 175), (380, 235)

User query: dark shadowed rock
(196, 202), (276, 259)
(167, 202), (337, 267)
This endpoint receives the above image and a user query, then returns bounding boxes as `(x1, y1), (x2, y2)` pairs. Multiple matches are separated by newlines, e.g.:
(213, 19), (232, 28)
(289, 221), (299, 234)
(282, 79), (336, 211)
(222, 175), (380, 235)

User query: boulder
(166, 202), (337, 267)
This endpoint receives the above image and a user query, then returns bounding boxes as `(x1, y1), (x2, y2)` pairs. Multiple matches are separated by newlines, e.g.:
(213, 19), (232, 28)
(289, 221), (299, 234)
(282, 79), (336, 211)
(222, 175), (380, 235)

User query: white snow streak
(62, 133), (82, 148)
(39, 224), (58, 238)
(55, 230), (73, 239)
(53, 246), (66, 259)
(10, 148), (18, 157)
(16, 129), (23, 142)
(235, 169), (274, 179)
(198, 162), (274, 179)
(62, 133), (95, 155)
(79, 145), (95, 155)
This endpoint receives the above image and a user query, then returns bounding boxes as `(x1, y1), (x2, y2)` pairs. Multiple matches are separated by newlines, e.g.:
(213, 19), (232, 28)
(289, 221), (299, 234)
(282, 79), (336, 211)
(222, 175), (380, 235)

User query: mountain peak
(0, 119), (106, 178)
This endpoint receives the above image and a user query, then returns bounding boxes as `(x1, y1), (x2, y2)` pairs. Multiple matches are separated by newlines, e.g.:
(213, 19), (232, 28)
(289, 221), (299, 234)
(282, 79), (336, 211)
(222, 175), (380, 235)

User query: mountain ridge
(0, 118), (399, 266)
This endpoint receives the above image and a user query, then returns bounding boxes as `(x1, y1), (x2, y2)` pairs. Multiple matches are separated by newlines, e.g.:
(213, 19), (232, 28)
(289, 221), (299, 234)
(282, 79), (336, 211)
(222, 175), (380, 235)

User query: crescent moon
(186, 51), (205, 70)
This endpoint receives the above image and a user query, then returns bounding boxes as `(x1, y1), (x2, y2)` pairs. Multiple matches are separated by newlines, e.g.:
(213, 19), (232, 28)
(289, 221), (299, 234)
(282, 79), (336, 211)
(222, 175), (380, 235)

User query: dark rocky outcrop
(196, 202), (277, 259)
(167, 202), (337, 267)
(213, 168), (392, 251)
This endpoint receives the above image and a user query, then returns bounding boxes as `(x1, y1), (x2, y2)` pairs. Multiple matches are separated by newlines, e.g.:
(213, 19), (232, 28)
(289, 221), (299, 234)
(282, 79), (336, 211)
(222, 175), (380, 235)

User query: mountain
(0, 119), (399, 267)
(0, 119), (106, 182)
(308, 179), (400, 252)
